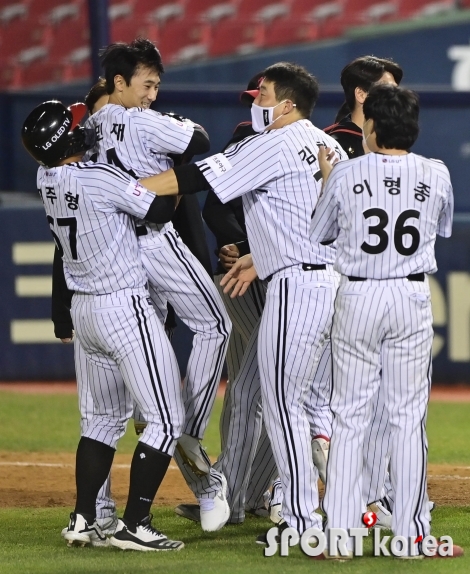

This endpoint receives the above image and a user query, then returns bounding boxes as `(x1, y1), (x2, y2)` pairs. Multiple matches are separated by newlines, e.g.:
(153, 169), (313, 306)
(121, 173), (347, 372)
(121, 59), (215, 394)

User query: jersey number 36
(361, 208), (420, 256)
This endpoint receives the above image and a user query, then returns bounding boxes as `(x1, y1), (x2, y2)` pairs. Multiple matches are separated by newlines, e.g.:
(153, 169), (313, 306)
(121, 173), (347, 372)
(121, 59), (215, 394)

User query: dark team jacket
(202, 121), (255, 275)
(323, 115), (363, 160)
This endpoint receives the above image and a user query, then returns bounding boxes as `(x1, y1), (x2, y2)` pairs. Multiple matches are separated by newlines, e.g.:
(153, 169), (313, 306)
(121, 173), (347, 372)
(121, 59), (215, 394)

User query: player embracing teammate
(21, 40), (464, 559)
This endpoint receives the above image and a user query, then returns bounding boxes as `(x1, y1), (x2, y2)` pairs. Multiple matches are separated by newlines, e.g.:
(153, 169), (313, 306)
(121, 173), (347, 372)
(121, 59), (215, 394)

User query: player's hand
(60, 330), (74, 344)
(219, 244), (240, 270)
(220, 254), (257, 298)
(318, 146), (338, 184)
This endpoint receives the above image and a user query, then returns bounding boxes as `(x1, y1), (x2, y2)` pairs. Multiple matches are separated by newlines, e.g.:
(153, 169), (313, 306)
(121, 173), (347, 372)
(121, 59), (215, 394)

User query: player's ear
(355, 87), (367, 106)
(284, 100), (296, 114)
(114, 74), (125, 92)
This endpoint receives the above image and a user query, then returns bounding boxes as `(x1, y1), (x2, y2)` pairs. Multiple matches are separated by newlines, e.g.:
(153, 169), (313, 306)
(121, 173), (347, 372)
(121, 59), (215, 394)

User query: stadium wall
(2, 18), (470, 382)
(1, 207), (470, 382)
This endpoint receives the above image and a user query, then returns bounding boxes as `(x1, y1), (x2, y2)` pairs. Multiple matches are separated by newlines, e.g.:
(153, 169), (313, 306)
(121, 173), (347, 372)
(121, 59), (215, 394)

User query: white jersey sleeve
(195, 132), (282, 203)
(310, 166), (342, 243)
(434, 160), (454, 238)
(72, 163), (155, 219)
(132, 109), (195, 156)
(196, 120), (346, 279)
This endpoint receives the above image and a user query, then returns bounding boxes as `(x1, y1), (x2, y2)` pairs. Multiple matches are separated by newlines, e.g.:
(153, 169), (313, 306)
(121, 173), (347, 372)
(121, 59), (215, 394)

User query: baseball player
(323, 57), (435, 525)
(324, 56), (403, 159)
(53, 72), (219, 533)
(84, 39), (231, 531)
(310, 84), (461, 559)
(22, 100), (186, 551)
(140, 62), (348, 537)
(325, 56), (404, 527)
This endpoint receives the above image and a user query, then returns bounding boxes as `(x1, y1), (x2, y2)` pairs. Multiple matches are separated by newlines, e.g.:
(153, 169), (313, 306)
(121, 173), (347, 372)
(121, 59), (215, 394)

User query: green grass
(0, 391), (465, 463)
(0, 390), (469, 572)
(0, 392), (223, 457)
(427, 402), (470, 465)
(0, 507), (469, 574)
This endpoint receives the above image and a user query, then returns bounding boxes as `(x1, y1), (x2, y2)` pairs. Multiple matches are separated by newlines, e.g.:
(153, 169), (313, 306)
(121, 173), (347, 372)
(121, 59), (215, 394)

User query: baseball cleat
(175, 503), (201, 523)
(176, 434), (211, 476)
(63, 512), (110, 547)
(200, 475), (230, 532)
(110, 514), (184, 552)
(269, 503), (283, 524)
(62, 514), (118, 538)
(367, 500), (392, 529)
(311, 436), (330, 484)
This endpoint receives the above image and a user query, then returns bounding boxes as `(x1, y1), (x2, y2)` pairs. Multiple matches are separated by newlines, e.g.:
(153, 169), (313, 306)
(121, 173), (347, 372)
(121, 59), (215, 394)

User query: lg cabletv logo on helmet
(263, 515), (454, 558)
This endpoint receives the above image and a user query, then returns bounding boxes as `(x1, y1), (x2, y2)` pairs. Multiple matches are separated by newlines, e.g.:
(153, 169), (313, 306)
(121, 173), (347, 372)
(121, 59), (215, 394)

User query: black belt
(266, 263), (326, 283)
(136, 225), (147, 237)
(348, 273), (425, 282)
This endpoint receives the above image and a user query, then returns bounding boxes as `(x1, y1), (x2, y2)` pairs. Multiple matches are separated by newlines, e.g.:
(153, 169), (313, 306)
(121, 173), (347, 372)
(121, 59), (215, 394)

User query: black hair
(99, 38), (164, 95)
(262, 62), (319, 118)
(84, 78), (108, 114)
(363, 84), (419, 150)
(340, 56), (403, 112)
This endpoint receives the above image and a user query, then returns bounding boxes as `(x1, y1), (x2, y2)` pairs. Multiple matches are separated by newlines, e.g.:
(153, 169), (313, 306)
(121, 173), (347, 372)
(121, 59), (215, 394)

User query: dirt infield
(1, 382), (469, 510)
(0, 451), (194, 509)
(0, 451), (468, 509)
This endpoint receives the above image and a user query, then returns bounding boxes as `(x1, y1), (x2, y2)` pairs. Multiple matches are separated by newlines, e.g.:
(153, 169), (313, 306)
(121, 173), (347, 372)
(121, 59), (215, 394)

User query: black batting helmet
(21, 100), (95, 167)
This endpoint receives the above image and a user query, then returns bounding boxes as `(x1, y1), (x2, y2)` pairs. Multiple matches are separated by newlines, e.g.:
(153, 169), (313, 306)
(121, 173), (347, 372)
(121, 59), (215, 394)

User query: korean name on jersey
(310, 153), (453, 279)
(37, 162), (155, 294)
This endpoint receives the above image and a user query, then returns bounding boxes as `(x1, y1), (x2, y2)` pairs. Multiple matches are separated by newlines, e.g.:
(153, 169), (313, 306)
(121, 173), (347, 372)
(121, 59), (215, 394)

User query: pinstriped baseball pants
(71, 289), (184, 454)
(325, 276), (432, 553)
(140, 228), (231, 440)
(258, 264), (339, 532)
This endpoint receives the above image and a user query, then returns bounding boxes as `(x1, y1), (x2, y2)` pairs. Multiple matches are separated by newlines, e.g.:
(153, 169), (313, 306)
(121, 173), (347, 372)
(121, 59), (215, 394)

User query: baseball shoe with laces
(61, 514), (118, 539)
(63, 512), (110, 547)
(200, 474), (230, 532)
(110, 514), (184, 552)
(311, 436), (329, 484)
(176, 434), (211, 476)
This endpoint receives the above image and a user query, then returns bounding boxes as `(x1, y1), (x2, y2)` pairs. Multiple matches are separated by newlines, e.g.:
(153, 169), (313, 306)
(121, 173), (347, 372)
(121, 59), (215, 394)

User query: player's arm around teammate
(87, 39), (232, 532)
(22, 100), (187, 551)
(310, 84), (460, 559)
(142, 62), (349, 537)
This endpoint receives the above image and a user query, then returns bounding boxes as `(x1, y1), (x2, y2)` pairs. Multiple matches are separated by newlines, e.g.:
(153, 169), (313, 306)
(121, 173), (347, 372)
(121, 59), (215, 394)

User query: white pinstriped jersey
(85, 104), (195, 239)
(195, 119), (348, 280)
(37, 162), (155, 294)
(310, 152), (454, 278)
